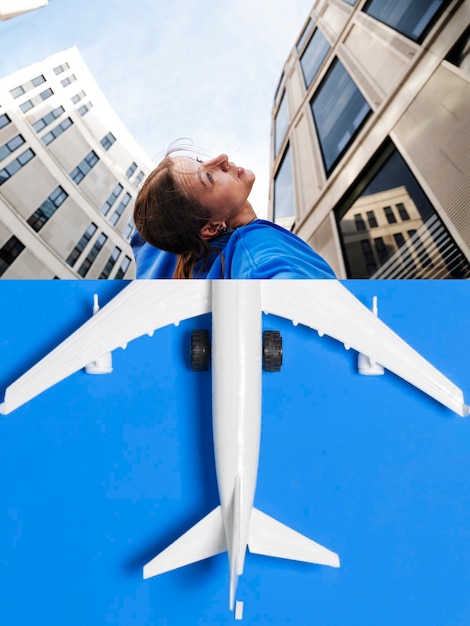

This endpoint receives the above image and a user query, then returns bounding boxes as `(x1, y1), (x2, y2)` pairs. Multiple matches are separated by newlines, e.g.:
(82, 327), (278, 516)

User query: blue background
(0, 280), (469, 625)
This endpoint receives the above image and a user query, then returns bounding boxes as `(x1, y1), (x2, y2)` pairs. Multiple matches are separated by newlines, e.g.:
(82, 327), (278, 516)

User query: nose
(207, 154), (229, 171)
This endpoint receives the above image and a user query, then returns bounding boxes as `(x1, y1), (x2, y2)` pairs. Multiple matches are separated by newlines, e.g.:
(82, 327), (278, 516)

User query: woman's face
(174, 154), (255, 222)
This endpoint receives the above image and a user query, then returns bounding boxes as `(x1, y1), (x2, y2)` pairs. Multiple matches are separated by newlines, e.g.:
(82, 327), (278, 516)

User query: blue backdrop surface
(0, 280), (469, 625)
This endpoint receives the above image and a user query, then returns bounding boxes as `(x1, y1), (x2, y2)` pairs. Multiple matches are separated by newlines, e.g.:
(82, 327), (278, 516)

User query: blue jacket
(131, 219), (335, 279)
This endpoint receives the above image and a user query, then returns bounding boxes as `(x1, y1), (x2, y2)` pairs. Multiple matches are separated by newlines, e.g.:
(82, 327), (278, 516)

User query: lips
(237, 166), (245, 178)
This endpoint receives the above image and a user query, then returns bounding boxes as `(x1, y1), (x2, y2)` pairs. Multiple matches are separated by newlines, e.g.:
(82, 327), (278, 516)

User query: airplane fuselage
(211, 281), (262, 605)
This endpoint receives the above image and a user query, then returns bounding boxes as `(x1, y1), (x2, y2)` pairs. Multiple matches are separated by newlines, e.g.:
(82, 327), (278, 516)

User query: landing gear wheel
(191, 330), (211, 371)
(263, 330), (282, 372)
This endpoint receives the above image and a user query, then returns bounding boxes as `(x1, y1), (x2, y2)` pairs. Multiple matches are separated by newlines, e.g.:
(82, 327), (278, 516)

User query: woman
(132, 148), (335, 279)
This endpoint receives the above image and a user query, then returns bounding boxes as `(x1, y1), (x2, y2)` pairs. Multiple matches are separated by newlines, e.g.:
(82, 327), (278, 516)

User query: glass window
(446, 25), (470, 71)
(110, 193), (131, 226)
(66, 223), (97, 266)
(78, 103), (92, 116)
(99, 246), (122, 279)
(274, 93), (289, 157)
(54, 63), (70, 75)
(363, 0), (451, 43)
(366, 210), (378, 227)
(354, 214), (366, 231)
(78, 233), (107, 277)
(60, 74), (77, 88)
(27, 186), (69, 232)
(100, 132), (116, 151)
(300, 28), (330, 88)
(335, 141), (470, 278)
(273, 146), (294, 221)
(100, 183), (123, 215)
(0, 134), (25, 161)
(134, 171), (145, 188)
(297, 18), (313, 52)
(32, 106), (65, 132)
(342, 0), (358, 5)
(0, 236), (25, 277)
(71, 91), (86, 104)
(42, 118), (73, 146)
(115, 255), (131, 279)
(126, 162), (137, 178)
(69, 150), (99, 185)
(0, 148), (35, 185)
(0, 113), (11, 129)
(311, 59), (371, 174)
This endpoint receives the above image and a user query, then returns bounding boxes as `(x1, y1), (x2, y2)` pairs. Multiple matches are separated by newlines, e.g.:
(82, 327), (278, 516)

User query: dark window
(366, 210), (378, 228)
(396, 202), (410, 221)
(110, 192), (131, 226)
(115, 255), (131, 279)
(394, 232), (405, 246)
(78, 233), (108, 277)
(100, 183), (123, 215)
(354, 214), (366, 231)
(273, 146), (294, 220)
(274, 93), (289, 157)
(342, 0), (357, 5)
(99, 246), (122, 279)
(335, 140), (470, 278)
(446, 25), (470, 70)
(374, 236), (390, 263)
(27, 186), (68, 232)
(360, 240), (377, 274)
(300, 28), (331, 88)
(362, 0), (451, 43)
(66, 223), (97, 266)
(311, 59), (371, 174)
(383, 206), (397, 224)
(0, 236), (25, 277)
(69, 150), (99, 184)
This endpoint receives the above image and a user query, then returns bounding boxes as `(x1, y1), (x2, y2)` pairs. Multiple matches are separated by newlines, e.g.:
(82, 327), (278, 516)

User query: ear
(200, 221), (227, 240)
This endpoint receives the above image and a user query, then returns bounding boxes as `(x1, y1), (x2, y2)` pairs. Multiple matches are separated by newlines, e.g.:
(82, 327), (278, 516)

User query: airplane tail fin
(248, 507), (340, 568)
(143, 505), (226, 579)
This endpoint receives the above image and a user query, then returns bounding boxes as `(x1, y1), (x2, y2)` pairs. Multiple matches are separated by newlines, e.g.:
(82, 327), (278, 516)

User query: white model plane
(1, 280), (468, 619)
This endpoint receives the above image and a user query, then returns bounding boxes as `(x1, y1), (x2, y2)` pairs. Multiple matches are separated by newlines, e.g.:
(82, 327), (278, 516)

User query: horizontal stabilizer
(143, 506), (226, 579)
(248, 508), (340, 568)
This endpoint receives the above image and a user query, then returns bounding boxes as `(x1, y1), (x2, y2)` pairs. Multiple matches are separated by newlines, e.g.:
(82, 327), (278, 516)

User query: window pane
(363, 0), (449, 42)
(300, 29), (330, 88)
(273, 147), (294, 220)
(335, 143), (470, 278)
(311, 59), (371, 174)
(274, 94), (289, 157)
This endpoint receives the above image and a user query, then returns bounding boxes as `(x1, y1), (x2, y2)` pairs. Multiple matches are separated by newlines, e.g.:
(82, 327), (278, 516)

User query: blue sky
(1, 279), (469, 625)
(0, 0), (313, 216)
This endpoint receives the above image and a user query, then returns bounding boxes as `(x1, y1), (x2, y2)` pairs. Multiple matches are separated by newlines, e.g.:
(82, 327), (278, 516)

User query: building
(0, 0), (47, 21)
(0, 47), (151, 278)
(270, 0), (470, 278)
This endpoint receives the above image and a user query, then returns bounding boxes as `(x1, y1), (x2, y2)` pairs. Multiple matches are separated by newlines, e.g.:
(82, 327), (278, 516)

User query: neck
(227, 201), (257, 230)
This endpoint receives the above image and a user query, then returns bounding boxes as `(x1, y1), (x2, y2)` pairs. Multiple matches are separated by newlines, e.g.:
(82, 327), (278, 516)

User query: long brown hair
(134, 151), (215, 278)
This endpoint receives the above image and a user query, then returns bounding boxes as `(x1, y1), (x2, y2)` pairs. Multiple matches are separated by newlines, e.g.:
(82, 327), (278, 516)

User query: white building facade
(270, 0), (470, 278)
(0, 47), (151, 278)
(0, 0), (48, 21)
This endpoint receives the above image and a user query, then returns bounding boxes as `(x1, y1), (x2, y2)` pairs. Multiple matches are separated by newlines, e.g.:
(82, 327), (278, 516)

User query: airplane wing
(260, 280), (469, 417)
(0, 281), (211, 415)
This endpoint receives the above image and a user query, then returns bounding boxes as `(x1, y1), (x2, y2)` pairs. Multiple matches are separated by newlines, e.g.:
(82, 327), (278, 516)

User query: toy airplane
(1, 280), (468, 619)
